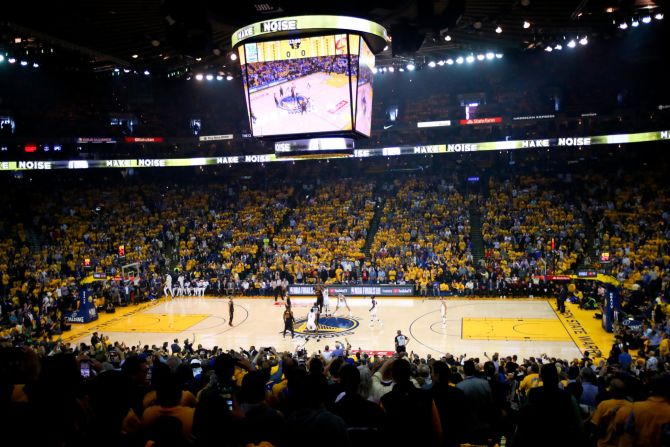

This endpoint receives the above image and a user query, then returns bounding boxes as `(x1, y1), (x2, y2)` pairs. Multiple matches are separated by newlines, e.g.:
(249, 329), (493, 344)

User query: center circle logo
(288, 316), (360, 338)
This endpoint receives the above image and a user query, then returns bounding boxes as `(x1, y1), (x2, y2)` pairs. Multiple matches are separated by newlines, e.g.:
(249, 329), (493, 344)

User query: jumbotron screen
(238, 34), (375, 139)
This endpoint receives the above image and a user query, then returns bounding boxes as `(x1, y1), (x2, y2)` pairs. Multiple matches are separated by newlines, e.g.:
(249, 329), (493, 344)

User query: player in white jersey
(369, 296), (382, 327)
(164, 273), (174, 298)
(322, 288), (331, 316)
(306, 305), (318, 332)
(334, 293), (352, 317)
(440, 297), (447, 328)
(177, 274), (185, 296)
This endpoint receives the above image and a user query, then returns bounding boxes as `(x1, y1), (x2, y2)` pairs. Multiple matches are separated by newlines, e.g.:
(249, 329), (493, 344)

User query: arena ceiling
(2, 0), (665, 74)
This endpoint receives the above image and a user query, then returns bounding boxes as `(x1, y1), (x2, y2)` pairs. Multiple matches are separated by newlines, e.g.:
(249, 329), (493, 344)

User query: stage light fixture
(619, 22), (629, 29)
(642, 16), (652, 24)
(372, 67), (378, 73)
(0, 55), (4, 63)
(388, 66), (395, 72)
(655, 13), (664, 20)
(495, 53), (503, 59)
(406, 63), (415, 71)
(456, 56), (464, 64)
(195, 74), (204, 81)
(545, 46), (553, 52)
(579, 36), (588, 45)
(132, 54), (138, 59)
(143, 70), (150, 75)
(20, 60), (28, 66)
(437, 60), (445, 66)
(226, 75), (233, 81)
(523, 21), (531, 29)
(555, 44), (562, 50)
(466, 55), (475, 63)
(632, 19), (639, 27)
(567, 39), (577, 48)
(206, 74), (214, 81)
(33, 62), (39, 68)
(486, 52), (495, 60)
(230, 53), (238, 61)
(446, 58), (454, 65)
(428, 61), (436, 67)
(495, 26), (503, 34)
(444, 35), (452, 41)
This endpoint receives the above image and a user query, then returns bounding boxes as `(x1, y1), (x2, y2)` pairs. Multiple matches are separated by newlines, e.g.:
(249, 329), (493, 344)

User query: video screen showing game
(355, 37), (374, 137)
(239, 34), (359, 138)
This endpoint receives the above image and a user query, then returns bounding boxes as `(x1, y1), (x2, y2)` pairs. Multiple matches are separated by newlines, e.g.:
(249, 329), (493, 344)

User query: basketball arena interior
(1, 1), (670, 446)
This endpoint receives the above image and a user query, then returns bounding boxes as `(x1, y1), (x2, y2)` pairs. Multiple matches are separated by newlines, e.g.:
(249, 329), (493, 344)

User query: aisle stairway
(362, 197), (386, 259)
(469, 205), (485, 263)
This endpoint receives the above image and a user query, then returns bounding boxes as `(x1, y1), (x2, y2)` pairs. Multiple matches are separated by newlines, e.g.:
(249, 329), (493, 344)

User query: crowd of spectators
(369, 177), (474, 295)
(4, 324), (670, 447)
(480, 175), (587, 287)
(246, 55), (353, 90)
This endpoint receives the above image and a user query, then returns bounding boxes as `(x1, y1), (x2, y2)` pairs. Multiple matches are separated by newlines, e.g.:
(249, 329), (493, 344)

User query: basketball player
(322, 287), (331, 316)
(334, 292), (351, 317)
(395, 330), (409, 354)
(228, 297), (234, 326)
(440, 297), (447, 328)
(369, 296), (382, 327)
(177, 274), (185, 296)
(306, 304), (318, 332)
(164, 273), (174, 298)
(283, 306), (295, 338)
(316, 286), (324, 313)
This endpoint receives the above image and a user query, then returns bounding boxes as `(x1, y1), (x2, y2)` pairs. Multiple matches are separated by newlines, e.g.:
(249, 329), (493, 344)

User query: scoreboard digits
(248, 35), (344, 62)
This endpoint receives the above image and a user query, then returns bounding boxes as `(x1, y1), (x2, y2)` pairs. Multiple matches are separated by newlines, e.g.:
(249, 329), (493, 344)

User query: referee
(394, 330), (409, 354)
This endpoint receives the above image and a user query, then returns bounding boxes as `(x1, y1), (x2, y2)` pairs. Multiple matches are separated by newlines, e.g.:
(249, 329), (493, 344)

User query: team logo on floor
(288, 316), (360, 339)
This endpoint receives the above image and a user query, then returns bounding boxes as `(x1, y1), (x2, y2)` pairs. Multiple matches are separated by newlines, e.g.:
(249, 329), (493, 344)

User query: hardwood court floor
(62, 297), (613, 360)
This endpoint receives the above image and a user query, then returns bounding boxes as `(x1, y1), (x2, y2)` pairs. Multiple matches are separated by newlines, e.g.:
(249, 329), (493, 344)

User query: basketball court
(61, 296), (612, 361)
(250, 72), (355, 136)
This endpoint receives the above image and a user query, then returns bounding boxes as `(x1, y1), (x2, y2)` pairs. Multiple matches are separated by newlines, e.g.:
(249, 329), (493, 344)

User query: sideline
(550, 300), (612, 358)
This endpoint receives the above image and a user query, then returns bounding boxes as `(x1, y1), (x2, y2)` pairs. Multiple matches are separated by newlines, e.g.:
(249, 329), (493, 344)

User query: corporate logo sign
(288, 284), (415, 296)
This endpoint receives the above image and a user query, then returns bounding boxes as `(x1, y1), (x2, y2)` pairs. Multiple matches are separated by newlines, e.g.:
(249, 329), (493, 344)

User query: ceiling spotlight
(444, 35), (452, 41)
(428, 61), (436, 67)
(143, 70), (150, 75)
(20, 60), (28, 66)
(495, 53), (503, 59)
(0, 55), (4, 63)
(113, 67), (119, 72)
(545, 46), (553, 52)
(372, 67), (378, 73)
(619, 22), (629, 29)
(456, 56), (464, 64)
(486, 52), (494, 60)
(579, 36), (588, 45)
(195, 74), (204, 81)
(230, 53), (238, 61)
(123, 68), (130, 73)
(446, 58), (454, 65)
(151, 40), (160, 47)
(388, 66), (395, 72)
(32, 62), (39, 68)
(195, 57), (202, 61)
(399, 68), (405, 72)
(473, 21), (482, 30)
(523, 21), (531, 29)
(606, 7), (615, 13)
(215, 75), (223, 81)
(476, 54), (485, 60)
(132, 54), (138, 59)
(495, 26), (503, 34)
(642, 16), (652, 24)
(437, 60), (445, 66)
(226, 75), (234, 81)
(554, 44), (562, 50)
(206, 74), (214, 81)
(567, 39), (577, 48)
(466, 55), (475, 63)
(406, 63), (415, 71)
(655, 13), (664, 20)
(632, 19), (639, 27)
